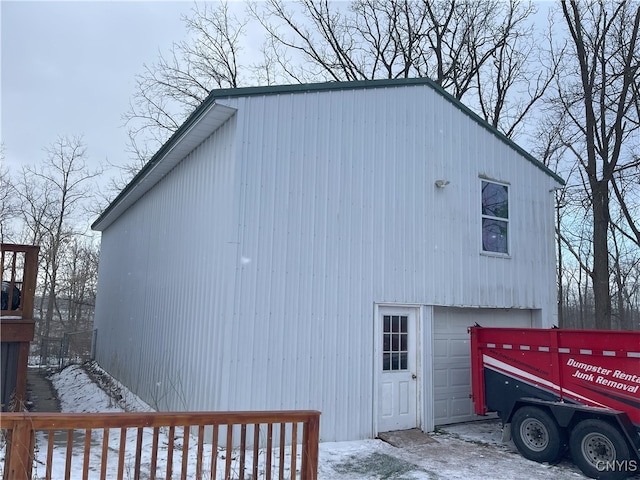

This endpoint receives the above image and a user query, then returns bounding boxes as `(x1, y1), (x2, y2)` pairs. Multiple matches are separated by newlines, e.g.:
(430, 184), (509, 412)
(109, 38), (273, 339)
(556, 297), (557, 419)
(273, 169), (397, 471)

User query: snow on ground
(4, 363), (614, 479)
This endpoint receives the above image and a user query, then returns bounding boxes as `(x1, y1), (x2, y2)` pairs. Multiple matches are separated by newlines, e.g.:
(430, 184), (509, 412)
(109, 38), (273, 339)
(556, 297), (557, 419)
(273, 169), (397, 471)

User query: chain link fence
(36, 330), (95, 369)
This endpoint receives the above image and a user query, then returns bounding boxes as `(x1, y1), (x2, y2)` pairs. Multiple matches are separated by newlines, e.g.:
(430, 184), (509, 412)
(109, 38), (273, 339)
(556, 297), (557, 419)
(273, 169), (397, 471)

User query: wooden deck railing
(1, 244), (39, 319)
(1, 244), (40, 411)
(0, 410), (320, 480)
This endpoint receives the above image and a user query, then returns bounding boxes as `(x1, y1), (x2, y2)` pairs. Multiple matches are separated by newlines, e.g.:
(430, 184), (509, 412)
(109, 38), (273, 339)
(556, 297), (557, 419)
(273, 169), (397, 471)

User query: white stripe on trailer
(483, 355), (560, 391)
(482, 354), (608, 408)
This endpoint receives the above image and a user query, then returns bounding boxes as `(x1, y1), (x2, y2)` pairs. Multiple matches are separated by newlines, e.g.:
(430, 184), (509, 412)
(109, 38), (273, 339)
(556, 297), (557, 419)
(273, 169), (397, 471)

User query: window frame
(480, 178), (510, 256)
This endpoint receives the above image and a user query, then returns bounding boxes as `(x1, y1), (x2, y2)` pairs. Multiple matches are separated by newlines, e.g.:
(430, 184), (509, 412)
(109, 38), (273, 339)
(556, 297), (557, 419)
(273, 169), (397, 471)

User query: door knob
(412, 374), (417, 379)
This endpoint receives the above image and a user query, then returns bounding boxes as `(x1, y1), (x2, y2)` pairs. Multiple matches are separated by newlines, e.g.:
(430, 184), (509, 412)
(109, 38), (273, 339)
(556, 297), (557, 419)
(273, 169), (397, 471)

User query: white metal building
(92, 78), (563, 442)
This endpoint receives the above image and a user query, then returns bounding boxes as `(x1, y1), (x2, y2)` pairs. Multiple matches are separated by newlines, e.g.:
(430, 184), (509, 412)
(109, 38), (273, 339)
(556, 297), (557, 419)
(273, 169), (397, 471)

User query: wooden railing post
(302, 413), (320, 480)
(20, 246), (40, 319)
(7, 421), (35, 480)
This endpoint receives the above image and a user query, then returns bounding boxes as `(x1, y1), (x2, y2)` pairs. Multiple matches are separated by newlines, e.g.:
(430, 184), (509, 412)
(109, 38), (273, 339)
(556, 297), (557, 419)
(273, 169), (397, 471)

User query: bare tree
(610, 196), (640, 330)
(122, 1), (247, 174)
(611, 166), (640, 247)
(0, 146), (19, 242)
(58, 238), (99, 332)
(13, 136), (102, 339)
(251, 0), (530, 87)
(252, 0), (549, 137)
(474, 4), (560, 138)
(548, 0), (640, 329)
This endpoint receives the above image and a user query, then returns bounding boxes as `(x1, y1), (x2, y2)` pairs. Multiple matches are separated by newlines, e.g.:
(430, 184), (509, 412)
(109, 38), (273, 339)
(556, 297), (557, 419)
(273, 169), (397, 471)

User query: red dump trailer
(469, 326), (640, 480)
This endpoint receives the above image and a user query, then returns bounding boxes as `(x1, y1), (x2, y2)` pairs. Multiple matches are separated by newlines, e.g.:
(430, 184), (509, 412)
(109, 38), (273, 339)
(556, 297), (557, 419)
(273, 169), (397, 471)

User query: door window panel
(383, 315), (409, 371)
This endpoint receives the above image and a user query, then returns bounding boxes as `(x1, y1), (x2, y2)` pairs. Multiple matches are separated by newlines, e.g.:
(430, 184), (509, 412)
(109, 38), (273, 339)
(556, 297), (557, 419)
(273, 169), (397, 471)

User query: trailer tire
(511, 406), (565, 464)
(569, 419), (632, 480)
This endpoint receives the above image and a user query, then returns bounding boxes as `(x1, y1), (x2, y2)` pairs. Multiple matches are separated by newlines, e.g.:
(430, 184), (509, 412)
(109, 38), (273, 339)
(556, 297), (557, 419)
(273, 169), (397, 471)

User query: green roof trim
(209, 77), (564, 185)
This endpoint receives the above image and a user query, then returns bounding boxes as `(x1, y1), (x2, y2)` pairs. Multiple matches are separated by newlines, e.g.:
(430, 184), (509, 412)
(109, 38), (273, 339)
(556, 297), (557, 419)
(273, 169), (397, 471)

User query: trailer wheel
(511, 406), (565, 463)
(570, 419), (632, 480)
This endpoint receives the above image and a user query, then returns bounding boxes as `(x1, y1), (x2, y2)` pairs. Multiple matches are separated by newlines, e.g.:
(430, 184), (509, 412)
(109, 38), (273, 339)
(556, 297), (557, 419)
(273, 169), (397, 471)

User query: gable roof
(92, 77), (564, 231)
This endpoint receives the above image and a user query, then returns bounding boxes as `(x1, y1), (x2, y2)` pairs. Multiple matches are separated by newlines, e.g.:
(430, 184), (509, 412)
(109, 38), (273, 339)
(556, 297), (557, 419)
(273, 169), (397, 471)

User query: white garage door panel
(433, 370), (447, 388)
(434, 399), (448, 420)
(449, 339), (469, 356)
(450, 368), (470, 387)
(433, 307), (534, 425)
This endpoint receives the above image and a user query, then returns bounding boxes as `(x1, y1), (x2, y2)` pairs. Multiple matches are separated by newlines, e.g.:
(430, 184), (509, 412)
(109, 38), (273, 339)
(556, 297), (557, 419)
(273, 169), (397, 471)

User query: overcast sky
(1, 1), (196, 178)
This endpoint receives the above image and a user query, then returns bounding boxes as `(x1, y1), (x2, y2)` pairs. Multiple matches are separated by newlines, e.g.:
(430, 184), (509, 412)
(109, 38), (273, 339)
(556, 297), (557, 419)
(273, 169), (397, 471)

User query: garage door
(432, 307), (534, 425)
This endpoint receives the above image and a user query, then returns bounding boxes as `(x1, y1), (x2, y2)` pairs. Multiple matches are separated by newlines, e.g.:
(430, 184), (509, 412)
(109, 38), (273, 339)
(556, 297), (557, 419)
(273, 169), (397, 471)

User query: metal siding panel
(94, 117), (238, 411)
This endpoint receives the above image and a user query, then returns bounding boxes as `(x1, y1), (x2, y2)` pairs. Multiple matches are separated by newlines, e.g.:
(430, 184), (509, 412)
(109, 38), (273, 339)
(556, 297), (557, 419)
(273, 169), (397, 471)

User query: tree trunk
(591, 181), (611, 329)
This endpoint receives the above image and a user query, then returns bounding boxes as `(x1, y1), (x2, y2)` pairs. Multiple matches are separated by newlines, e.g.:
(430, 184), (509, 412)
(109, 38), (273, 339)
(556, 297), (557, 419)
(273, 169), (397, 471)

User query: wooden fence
(0, 410), (320, 480)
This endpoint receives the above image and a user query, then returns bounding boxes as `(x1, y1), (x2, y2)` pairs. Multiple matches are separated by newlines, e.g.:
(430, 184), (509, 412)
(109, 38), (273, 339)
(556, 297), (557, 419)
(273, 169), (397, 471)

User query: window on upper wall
(481, 180), (509, 254)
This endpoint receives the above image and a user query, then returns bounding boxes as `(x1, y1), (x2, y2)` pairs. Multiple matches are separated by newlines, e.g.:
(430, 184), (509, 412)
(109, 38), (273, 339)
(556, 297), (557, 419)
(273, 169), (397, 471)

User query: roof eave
(92, 102), (237, 232)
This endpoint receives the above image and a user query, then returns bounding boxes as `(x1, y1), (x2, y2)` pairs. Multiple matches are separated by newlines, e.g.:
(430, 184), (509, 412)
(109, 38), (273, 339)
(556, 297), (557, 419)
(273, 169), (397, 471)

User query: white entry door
(377, 307), (419, 432)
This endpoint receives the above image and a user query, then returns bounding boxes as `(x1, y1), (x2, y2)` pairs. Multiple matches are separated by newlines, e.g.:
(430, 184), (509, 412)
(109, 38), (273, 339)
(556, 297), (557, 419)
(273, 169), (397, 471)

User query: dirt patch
(332, 451), (434, 479)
